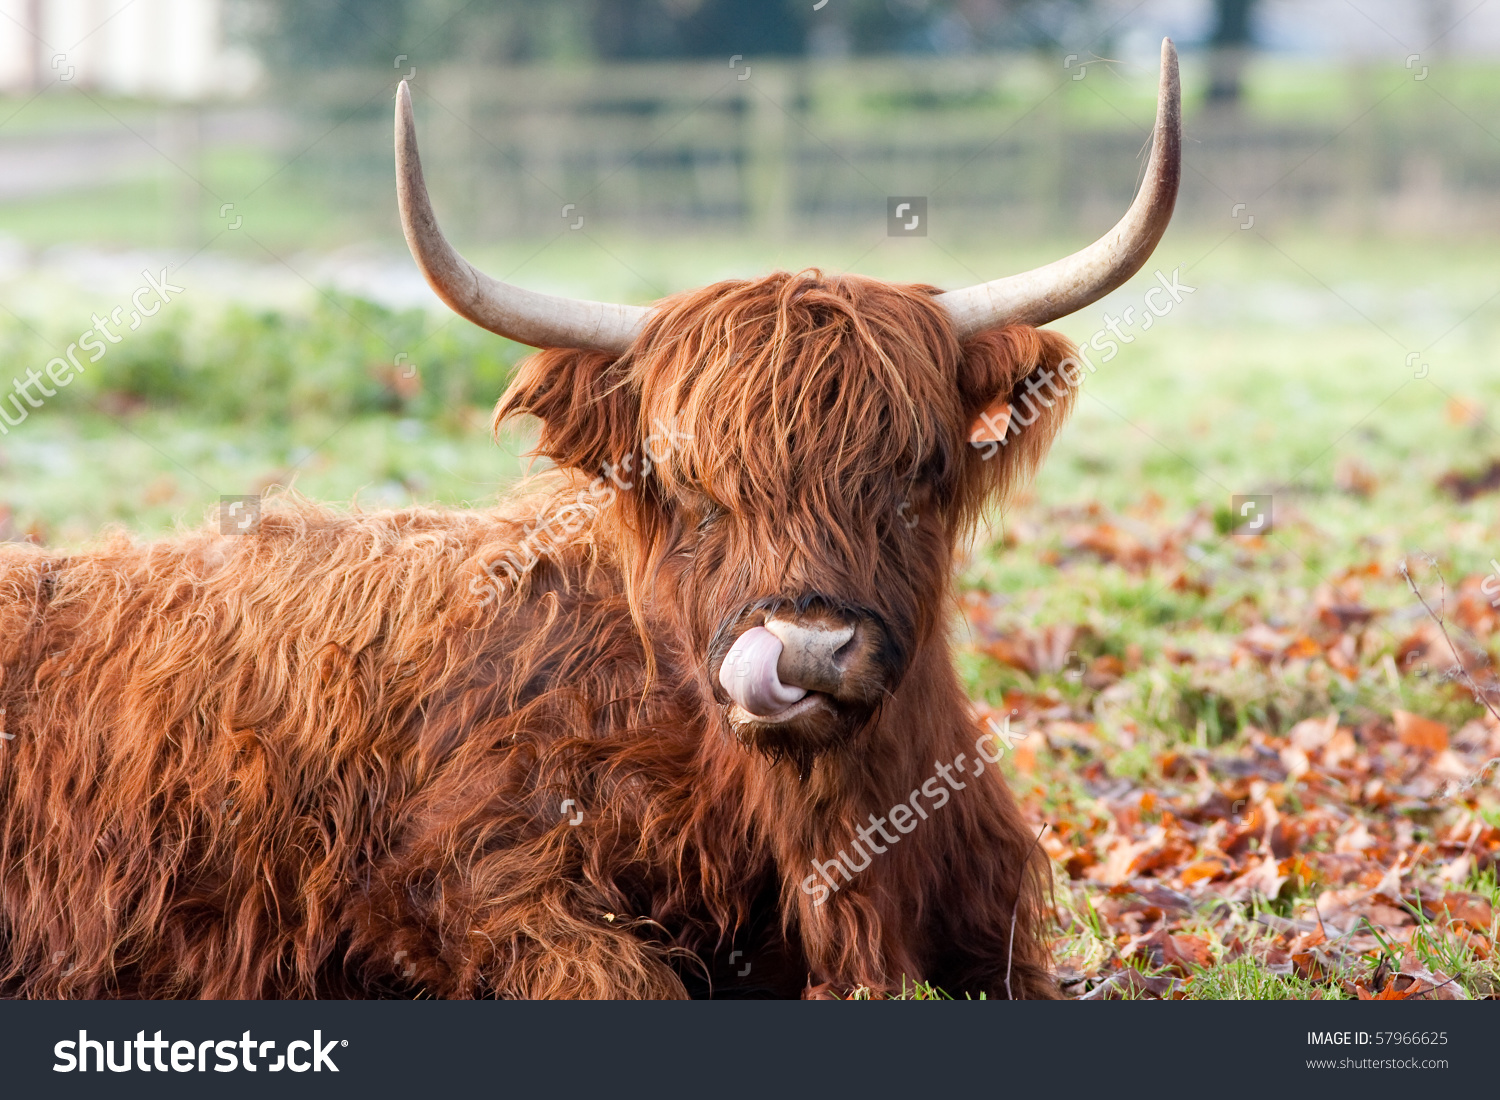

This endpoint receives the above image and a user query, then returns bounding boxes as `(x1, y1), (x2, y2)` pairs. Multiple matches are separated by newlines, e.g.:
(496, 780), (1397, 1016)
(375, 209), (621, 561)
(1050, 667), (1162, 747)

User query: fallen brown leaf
(1394, 710), (1449, 753)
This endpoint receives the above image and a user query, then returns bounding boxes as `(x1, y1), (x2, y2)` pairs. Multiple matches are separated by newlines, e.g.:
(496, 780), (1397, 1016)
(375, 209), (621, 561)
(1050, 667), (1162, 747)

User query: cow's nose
(762, 617), (863, 695)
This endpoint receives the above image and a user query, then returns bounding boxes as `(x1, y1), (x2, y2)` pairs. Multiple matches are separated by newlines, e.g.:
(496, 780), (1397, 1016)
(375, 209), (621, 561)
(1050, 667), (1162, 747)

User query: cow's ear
(494, 348), (640, 476)
(967, 398), (1012, 445)
(956, 324), (1081, 507)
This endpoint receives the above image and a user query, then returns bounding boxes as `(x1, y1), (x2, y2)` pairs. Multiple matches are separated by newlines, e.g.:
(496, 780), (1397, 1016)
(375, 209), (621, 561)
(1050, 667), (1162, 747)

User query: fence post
(744, 63), (793, 237)
(159, 106), (202, 248)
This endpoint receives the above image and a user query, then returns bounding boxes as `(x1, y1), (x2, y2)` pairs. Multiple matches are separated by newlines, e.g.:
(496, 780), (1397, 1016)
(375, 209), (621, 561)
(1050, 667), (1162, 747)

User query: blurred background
(0, 0), (1497, 557)
(7, 1), (1499, 999)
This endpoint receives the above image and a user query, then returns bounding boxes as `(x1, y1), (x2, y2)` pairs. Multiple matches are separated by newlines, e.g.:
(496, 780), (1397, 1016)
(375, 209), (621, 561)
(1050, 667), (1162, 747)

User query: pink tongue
(719, 626), (808, 717)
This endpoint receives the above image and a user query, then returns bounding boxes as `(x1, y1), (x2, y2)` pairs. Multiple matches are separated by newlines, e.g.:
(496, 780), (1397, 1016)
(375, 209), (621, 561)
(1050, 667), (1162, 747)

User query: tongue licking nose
(719, 626), (808, 717)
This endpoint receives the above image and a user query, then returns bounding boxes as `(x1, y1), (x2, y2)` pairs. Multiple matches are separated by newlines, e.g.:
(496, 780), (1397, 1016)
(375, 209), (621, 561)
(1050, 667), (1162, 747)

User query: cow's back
(0, 493), (648, 997)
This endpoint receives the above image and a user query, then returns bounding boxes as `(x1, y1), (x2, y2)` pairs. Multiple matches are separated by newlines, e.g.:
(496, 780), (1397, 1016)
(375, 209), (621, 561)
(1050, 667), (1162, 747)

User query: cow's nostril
(832, 630), (857, 667)
(763, 618), (863, 696)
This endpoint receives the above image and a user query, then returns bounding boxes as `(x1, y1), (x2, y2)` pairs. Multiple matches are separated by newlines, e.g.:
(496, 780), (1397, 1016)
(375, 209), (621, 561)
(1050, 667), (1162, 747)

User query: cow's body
(0, 481), (1052, 998)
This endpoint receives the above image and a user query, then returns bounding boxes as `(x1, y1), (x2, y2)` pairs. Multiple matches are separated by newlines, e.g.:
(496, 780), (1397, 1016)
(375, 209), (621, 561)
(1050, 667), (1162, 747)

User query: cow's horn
(395, 80), (649, 352)
(938, 38), (1182, 338)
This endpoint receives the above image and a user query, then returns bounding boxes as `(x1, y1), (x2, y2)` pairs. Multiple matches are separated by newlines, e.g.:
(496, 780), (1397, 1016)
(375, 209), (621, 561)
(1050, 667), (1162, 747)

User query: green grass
(0, 291), (538, 540)
(1185, 955), (1333, 1001)
(0, 411), (534, 544)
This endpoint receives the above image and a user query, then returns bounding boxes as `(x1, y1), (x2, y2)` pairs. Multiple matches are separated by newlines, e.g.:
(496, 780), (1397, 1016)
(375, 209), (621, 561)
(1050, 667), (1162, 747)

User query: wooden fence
(291, 55), (1500, 240)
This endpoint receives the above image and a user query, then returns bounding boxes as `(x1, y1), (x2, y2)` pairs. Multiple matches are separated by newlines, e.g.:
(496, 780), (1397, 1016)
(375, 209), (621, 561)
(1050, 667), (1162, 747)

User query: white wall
(0, 0), (258, 98)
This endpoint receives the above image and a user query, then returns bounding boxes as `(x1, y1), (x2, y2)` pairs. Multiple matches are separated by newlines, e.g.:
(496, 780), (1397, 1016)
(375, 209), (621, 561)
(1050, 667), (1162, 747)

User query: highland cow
(0, 43), (1180, 999)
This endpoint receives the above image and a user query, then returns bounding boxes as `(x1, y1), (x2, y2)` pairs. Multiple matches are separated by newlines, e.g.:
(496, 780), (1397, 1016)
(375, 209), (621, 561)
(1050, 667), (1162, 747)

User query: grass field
(1, 224), (1497, 998)
(960, 231), (1500, 999)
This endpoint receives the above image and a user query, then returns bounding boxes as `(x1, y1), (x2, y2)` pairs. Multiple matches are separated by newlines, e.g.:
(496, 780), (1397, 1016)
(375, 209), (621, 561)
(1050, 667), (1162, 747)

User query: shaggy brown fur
(0, 270), (1077, 999)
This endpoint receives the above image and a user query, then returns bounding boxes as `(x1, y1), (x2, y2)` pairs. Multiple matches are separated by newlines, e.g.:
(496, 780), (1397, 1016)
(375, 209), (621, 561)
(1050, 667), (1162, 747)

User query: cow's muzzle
(711, 601), (900, 761)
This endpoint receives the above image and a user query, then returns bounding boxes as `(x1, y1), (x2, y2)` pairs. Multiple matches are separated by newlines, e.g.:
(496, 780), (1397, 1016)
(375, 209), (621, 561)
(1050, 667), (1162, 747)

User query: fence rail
(286, 56), (1500, 239)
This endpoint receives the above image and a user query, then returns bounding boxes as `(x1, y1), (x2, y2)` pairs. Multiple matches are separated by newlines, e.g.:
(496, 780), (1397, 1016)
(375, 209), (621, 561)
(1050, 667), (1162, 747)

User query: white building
(1098, 0), (1500, 59)
(0, 0), (258, 99)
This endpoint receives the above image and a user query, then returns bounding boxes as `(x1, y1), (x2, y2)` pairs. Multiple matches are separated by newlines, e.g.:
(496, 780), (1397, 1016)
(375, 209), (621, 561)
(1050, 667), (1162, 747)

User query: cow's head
(393, 42), (1180, 773)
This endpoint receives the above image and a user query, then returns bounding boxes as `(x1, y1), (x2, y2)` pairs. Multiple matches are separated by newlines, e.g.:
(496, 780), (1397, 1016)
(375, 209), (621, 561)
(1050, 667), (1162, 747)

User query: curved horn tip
(934, 37), (1181, 336)
(392, 77), (650, 354)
